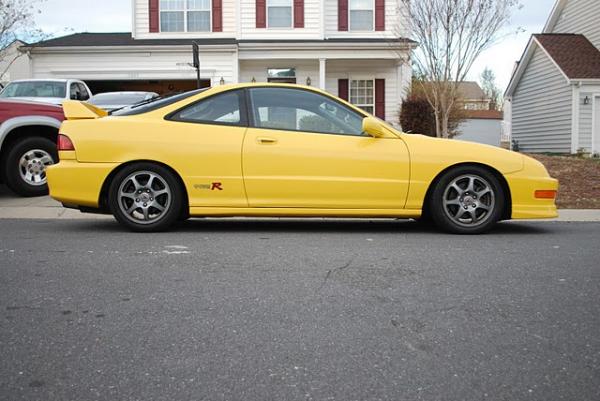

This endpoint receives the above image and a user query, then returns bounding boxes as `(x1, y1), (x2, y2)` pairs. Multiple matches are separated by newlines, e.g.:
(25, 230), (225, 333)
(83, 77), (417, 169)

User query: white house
(0, 40), (31, 86)
(504, 0), (600, 154)
(11, 0), (416, 126)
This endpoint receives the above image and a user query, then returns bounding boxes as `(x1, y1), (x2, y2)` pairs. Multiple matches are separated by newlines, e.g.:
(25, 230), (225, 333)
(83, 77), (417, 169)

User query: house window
(267, 0), (293, 28)
(160, 0), (211, 32)
(349, 0), (373, 31)
(267, 68), (296, 83)
(350, 79), (374, 114)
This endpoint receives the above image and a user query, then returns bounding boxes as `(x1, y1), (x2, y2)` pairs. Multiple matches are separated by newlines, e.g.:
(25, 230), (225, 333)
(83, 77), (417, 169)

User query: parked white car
(0, 79), (92, 105)
(88, 91), (159, 113)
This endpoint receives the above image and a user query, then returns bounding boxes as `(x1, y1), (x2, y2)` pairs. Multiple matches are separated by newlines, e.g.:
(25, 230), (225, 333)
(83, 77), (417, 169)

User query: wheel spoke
(130, 176), (143, 190)
(476, 188), (491, 198)
(142, 207), (150, 220)
(126, 204), (138, 214)
(151, 202), (165, 212)
(466, 177), (476, 193)
(40, 155), (54, 165)
(450, 183), (463, 196)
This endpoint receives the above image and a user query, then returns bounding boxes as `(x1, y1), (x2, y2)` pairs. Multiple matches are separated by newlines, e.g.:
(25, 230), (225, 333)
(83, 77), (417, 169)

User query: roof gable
(534, 34), (600, 79)
(543, 0), (567, 33)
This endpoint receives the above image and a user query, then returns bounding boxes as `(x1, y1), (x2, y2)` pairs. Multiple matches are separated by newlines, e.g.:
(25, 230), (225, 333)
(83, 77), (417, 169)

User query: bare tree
(0, 0), (47, 82)
(402, 0), (520, 137)
(480, 67), (501, 110)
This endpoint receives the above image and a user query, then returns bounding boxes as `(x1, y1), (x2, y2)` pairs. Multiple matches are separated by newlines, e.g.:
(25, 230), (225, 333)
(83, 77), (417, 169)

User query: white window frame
(349, 78), (375, 114)
(348, 0), (375, 32)
(159, 0), (212, 33)
(266, 0), (294, 29)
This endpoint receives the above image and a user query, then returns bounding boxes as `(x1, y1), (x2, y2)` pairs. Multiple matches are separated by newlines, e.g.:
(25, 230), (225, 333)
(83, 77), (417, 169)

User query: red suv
(0, 99), (65, 196)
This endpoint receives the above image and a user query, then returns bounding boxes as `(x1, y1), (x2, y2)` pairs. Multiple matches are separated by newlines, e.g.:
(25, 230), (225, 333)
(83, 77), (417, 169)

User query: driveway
(1, 186), (599, 401)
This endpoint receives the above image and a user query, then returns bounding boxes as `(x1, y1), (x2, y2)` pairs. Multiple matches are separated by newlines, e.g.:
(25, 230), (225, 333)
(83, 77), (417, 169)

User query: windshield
(112, 89), (208, 116)
(89, 93), (157, 106)
(0, 81), (67, 99)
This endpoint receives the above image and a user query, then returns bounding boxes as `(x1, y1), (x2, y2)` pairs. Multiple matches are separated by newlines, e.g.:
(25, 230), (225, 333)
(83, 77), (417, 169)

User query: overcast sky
(33, 0), (557, 91)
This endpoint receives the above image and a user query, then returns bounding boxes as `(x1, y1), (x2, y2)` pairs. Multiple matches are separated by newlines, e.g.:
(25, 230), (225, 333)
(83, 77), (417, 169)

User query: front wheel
(108, 163), (184, 232)
(429, 166), (505, 234)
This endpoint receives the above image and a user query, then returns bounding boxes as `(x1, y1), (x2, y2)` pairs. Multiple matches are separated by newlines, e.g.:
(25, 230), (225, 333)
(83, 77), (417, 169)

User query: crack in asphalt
(317, 256), (355, 292)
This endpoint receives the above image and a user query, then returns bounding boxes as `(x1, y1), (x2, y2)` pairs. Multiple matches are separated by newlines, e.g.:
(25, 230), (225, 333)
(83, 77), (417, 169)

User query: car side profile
(47, 83), (558, 234)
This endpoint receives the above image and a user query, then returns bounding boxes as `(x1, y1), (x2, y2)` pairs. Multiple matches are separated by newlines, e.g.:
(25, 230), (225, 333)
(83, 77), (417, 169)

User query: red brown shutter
(338, 0), (348, 31)
(212, 0), (223, 31)
(294, 0), (304, 28)
(149, 0), (159, 33)
(375, 79), (385, 120)
(375, 0), (385, 31)
(256, 0), (266, 28)
(338, 79), (349, 101)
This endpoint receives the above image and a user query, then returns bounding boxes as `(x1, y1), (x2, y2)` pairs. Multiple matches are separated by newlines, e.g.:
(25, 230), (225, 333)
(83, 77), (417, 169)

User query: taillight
(57, 134), (75, 151)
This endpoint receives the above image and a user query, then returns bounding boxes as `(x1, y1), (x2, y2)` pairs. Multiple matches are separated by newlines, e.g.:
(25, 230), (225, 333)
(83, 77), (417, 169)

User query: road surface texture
(0, 218), (599, 401)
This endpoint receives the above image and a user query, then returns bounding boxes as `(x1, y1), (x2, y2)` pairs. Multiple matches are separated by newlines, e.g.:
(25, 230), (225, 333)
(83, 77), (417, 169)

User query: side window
(77, 83), (90, 101)
(171, 90), (245, 125)
(69, 83), (79, 100)
(249, 88), (365, 136)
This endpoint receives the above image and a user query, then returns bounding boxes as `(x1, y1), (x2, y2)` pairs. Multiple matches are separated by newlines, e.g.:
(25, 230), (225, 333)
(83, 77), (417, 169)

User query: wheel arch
(98, 160), (190, 215)
(421, 162), (512, 221)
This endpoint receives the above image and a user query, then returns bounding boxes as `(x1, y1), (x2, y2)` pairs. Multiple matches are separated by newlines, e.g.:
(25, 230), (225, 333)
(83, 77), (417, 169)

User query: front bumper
(46, 160), (118, 208)
(505, 172), (559, 220)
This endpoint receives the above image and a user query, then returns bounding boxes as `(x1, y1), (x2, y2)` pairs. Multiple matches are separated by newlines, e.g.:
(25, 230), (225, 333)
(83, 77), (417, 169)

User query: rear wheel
(429, 166), (505, 234)
(108, 163), (183, 232)
(3, 137), (57, 197)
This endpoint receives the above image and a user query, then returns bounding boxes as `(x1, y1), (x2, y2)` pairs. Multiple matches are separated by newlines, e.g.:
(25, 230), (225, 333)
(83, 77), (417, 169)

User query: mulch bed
(528, 154), (600, 209)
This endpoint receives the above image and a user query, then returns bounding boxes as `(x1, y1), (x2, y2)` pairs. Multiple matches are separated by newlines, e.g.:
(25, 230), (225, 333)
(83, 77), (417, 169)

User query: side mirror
(362, 116), (386, 138)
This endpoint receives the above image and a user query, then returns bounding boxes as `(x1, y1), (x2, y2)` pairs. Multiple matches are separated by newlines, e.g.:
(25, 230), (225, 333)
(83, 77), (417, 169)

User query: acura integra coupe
(47, 83), (558, 233)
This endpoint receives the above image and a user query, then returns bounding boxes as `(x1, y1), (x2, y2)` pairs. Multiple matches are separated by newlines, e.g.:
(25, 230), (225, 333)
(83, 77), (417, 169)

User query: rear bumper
(505, 174), (559, 219)
(46, 160), (118, 208)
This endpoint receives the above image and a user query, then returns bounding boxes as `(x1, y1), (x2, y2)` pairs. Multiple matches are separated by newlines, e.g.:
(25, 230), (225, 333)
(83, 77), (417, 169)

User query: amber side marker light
(57, 134), (75, 151)
(535, 190), (557, 199)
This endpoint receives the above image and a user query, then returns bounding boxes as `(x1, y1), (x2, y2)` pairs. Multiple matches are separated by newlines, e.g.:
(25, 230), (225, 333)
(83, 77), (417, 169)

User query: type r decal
(194, 182), (224, 191)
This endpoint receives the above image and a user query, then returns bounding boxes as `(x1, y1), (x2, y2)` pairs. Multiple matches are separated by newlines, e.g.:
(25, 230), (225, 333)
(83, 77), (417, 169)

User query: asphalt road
(0, 218), (599, 401)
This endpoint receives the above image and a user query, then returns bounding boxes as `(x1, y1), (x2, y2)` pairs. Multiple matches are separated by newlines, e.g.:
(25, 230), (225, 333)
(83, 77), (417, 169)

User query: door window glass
(171, 90), (244, 125)
(249, 87), (365, 136)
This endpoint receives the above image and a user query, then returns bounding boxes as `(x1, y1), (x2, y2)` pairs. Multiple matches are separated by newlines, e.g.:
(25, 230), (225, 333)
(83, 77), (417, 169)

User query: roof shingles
(534, 33), (600, 79)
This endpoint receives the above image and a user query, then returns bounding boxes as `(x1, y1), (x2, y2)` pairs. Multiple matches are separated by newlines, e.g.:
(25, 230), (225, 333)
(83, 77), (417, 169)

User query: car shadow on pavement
(60, 217), (553, 235)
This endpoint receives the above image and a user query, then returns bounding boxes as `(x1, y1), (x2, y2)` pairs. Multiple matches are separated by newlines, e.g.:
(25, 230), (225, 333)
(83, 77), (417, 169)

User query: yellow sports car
(47, 83), (558, 234)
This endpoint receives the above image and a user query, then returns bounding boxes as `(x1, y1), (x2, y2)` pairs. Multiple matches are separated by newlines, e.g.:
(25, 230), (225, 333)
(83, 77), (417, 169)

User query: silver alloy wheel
(442, 174), (496, 227)
(117, 171), (172, 225)
(19, 149), (55, 186)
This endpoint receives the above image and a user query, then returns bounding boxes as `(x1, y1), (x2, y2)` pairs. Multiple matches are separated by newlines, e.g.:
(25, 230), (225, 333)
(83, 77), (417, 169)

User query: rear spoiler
(62, 100), (108, 120)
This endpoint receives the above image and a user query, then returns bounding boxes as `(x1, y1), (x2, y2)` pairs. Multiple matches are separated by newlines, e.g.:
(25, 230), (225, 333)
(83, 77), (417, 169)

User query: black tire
(429, 166), (505, 234)
(2, 136), (58, 197)
(108, 163), (184, 232)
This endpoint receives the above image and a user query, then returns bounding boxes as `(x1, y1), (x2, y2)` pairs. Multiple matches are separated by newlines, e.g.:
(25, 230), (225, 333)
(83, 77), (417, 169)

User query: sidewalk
(1, 187), (599, 221)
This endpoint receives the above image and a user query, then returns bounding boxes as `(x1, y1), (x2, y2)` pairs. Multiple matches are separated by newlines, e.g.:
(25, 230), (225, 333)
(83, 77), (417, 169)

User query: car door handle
(257, 137), (277, 144)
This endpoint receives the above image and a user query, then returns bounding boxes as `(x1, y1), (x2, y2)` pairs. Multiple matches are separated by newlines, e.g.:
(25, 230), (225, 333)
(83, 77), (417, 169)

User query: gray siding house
(504, 0), (600, 154)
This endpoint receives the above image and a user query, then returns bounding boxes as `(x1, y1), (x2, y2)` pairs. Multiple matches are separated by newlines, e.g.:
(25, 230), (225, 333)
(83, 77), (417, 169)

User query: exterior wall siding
(240, 0), (321, 39)
(578, 92), (593, 151)
(30, 49), (237, 87)
(456, 119), (502, 147)
(552, 0), (600, 48)
(134, 0), (237, 38)
(511, 47), (572, 153)
(0, 42), (31, 84)
(325, 59), (400, 126)
(134, 0), (409, 40)
(325, 0), (407, 39)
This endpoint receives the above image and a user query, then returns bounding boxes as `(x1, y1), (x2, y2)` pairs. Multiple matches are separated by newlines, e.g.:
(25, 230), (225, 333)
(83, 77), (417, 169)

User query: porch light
(220, 77), (225, 85)
(306, 77), (312, 86)
(251, 77), (256, 83)
(584, 96), (590, 105)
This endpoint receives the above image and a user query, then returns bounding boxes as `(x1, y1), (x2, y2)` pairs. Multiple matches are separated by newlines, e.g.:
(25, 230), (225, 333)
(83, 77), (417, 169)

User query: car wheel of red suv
(3, 137), (58, 197)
